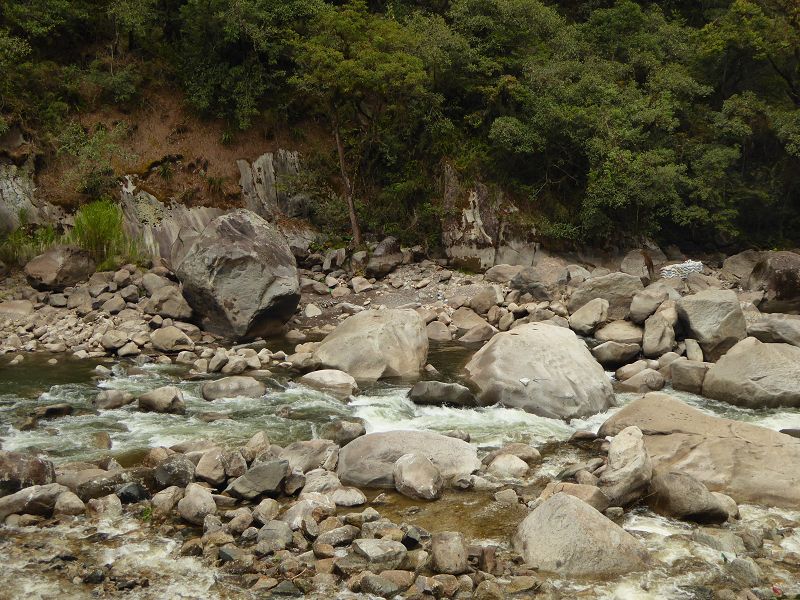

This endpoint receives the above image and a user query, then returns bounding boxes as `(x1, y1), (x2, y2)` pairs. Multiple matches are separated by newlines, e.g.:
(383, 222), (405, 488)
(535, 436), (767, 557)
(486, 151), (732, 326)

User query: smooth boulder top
(703, 336), (800, 408)
(337, 430), (480, 488)
(599, 392), (800, 508)
(313, 309), (428, 380)
(463, 323), (614, 419)
(297, 369), (358, 399)
(513, 493), (648, 578)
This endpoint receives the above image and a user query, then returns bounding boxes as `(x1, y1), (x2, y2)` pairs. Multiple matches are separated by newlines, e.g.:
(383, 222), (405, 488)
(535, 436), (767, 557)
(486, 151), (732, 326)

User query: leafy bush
(0, 200), (141, 270)
(58, 121), (133, 198)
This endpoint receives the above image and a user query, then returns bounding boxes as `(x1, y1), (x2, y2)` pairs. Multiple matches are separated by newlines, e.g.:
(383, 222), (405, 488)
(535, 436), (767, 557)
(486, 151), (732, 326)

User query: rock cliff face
(237, 149), (308, 219)
(122, 150), (317, 267)
(440, 164), (538, 270)
(121, 177), (224, 270)
(0, 129), (62, 235)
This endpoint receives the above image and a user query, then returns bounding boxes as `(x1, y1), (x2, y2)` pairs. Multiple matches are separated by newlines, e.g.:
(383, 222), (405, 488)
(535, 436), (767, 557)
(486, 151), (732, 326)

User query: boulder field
(6, 237), (800, 594)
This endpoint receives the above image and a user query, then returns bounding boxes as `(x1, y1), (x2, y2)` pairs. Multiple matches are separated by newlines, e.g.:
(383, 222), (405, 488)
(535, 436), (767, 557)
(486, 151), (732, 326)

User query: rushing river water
(3, 344), (800, 599)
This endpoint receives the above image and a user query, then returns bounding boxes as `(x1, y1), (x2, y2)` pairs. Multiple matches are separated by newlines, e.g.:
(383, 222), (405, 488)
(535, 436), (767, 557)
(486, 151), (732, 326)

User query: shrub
(58, 121), (133, 199)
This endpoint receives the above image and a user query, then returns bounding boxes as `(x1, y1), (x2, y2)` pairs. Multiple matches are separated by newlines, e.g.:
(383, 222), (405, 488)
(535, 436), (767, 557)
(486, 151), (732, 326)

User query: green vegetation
(58, 121), (134, 198)
(0, 221), (58, 267)
(0, 200), (141, 270)
(68, 198), (139, 269)
(1, 0), (799, 250)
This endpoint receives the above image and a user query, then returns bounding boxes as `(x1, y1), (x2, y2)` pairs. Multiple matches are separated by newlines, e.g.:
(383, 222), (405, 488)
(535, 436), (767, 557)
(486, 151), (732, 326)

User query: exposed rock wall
(237, 149), (307, 219)
(440, 164), (538, 270)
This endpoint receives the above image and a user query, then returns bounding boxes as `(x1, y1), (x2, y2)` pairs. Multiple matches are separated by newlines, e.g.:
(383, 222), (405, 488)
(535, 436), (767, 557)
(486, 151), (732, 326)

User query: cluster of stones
(2, 384), (793, 598)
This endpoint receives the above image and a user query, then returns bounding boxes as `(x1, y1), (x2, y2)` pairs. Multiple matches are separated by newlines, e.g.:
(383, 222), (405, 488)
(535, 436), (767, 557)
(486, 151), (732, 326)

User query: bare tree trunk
(332, 114), (362, 247)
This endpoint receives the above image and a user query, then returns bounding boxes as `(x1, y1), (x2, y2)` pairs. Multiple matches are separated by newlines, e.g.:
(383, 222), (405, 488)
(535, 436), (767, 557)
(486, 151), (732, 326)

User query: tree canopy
(1, 0), (798, 249)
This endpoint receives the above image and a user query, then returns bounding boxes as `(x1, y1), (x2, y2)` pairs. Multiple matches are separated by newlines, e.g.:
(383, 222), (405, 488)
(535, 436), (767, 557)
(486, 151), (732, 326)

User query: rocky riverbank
(3, 229), (800, 598)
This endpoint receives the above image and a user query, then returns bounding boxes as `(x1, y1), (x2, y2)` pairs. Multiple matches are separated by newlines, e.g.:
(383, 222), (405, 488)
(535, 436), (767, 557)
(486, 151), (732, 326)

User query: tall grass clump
(1, 200), (143, 271)
(0, 223), (59, 267)
(68, 198), (141, 270)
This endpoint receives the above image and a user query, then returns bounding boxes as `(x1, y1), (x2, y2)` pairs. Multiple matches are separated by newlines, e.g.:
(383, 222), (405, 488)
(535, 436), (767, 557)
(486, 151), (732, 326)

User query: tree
(291, 0), (429, 246)
(179, 0), (321, 129)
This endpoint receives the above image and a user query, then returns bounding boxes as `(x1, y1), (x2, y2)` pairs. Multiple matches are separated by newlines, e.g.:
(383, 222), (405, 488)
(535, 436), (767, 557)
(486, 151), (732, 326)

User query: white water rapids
(2, 349), (800, 598)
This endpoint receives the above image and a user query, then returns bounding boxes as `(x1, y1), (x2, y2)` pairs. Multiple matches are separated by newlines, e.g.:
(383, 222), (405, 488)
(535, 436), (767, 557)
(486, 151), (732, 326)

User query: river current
(2, 344), (800, 599)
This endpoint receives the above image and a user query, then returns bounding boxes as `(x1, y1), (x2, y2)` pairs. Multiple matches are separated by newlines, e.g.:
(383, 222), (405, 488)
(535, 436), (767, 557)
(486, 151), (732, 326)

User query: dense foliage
(1, 0), (799, 249)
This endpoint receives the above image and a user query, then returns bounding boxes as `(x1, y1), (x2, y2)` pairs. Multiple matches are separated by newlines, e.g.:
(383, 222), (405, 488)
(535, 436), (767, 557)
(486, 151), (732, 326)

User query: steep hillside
(1, 0), (799, 253)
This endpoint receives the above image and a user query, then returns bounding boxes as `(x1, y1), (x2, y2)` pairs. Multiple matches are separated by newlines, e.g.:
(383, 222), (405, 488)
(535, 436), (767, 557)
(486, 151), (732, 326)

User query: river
(2, 344), (800, 598)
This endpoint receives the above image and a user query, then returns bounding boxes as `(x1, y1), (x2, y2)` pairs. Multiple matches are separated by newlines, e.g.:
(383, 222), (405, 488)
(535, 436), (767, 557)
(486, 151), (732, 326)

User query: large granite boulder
(648, 470), (730, 524)
(313, 309), (428, 380)
(513, 493), (648, 578)
(297, 369), (358, 399)
(142, 285), (192, 320)
(337, 430), (480, 488)
(0, 483), (71, 521)
(598, 426), (652, 507)
(24, 245), (95, 291)
(702, 337), (800, 408)
(629, 282), (678, 324)
(722, 250), (764, 283)
(393, 453), (443, 500)
(138, 386), (186, 414)
(676, 289), (746, 361)
(407, 381), (476, 407)
(201, 376), (266, 401)
(463, 323), (614, 419)
(175, 209), (299, 340)
(509, 267), (553, 301)
(599, 392), (800, 508)
(568, 298), (608, 335)
(747, 250), (800, 312)
(567, 272), (644, 320)
(150, 326), (194, 352)
(642, 314), (675, 358)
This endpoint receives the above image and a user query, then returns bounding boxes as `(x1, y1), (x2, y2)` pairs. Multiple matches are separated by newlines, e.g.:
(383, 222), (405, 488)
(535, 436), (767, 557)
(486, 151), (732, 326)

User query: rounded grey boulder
(24, 245), (95, 291)
(464, 323), (614, 419)
(313, 309), (428, 380)
(175, 209), (300, 340)
(407, 381), (476, 407)
(702, 337), (800, 408)
(337, 430), (480, 488)
(201, 376), (266, 401)
(513, 492), (648, 577)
